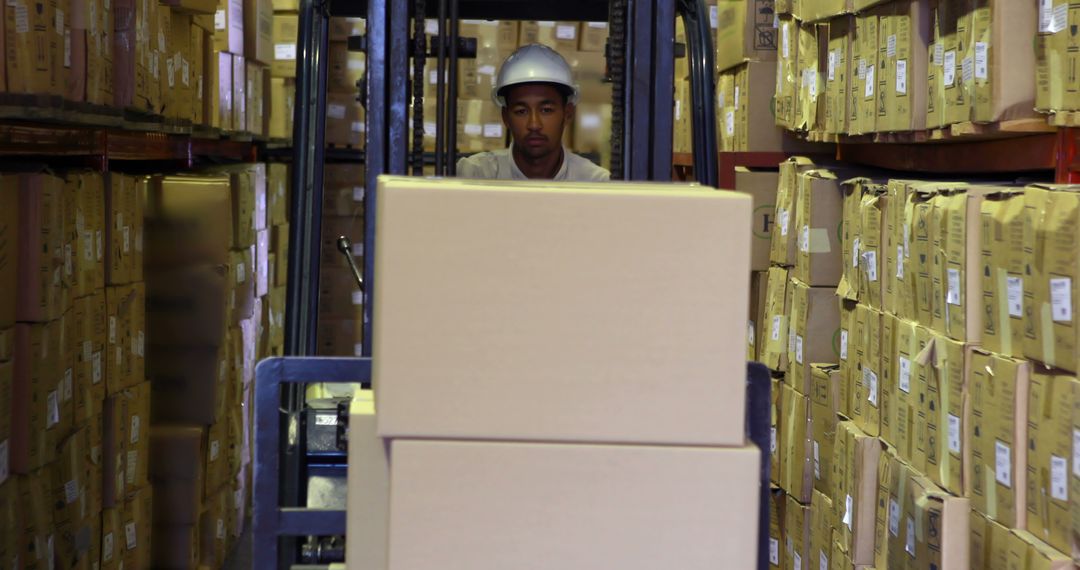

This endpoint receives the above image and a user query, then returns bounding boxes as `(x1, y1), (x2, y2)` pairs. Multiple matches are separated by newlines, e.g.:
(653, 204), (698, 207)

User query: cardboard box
(269, 76), (294, 138)
(1036, 2), (1080, 114)
(716, 0), (777, 73)
(16, 173), (65, 323)
(105, 284), (146, 395)
(934, 185), (996, 343)
(1023, 185), (1080, 373)
(796, 21), (826, 136)
(231, 53), (247, 132)
(389, 440), (760, 570)
(979, 189), (1026, 358)
(5, 0), (62, 95)
(788, 280), (841, 393)
(191, 25), (207, 124)
(105, 174), (145, 286)
(886, 317), (927, 468)
(872, 445), (894, 569)
(146, 264), (229, 346)
(850, 304), (882, 437)
(328, 40), (365, 93)
(208, 49), (233, 130)
(1025, 368), (1079, 553)
(228, 247), (255, 322)
(884, 179), (917, 318)
(780, 382), (813, 503)
(883, 455), (922, 568)
(326, 92), (365, 147)
(775, 16), (800, 129)
(832, 420), (881, 565)
(825, 16), (853, 136)
(579, 21), (607, 52)
(148, 344), (228, 425)
(145, 174), (233, 268)
(0, 361), (9, 483)
(761, 266), (793, 372)
(749, 271), (768, 360)
(271, 13), (297, 77)
(102, 381), (150, 508)
(968, 349), (1028, 529)
(65, 172), (107, 299)
(771, 377), (783, 487)
(810, 363), (841, 495)
(784, 493), (811, 570)
(0, 480), (18, 567)
(857, 182), (887, 309)
(72, 292), (107, 428)
(11, 322), (63, 473)
(878, 0), (930, 133)
(768, 486), (785, 568)
(374, 177), (752, 445)
(267, 163), (290, 226)
(809, 489), (834, 570)
(0, 176), (15, 330)
(19, 468), (57, 570)
(243, 0), (271, 64)
(345, 391), (389, 570)
(329, 16), (364, 41)
(213, 0), (243, 54)
(149, 426), (205, 525)
(850, 8), (881, 134)
(734, 167), (779, 272)
(837, 177), (864, 302)
(770, 157), (818, 267)
(836, 299), (856, 417)
(794, 169), (845, 286)
(917, 330), (970, 496)
(911, 472), (970, 569)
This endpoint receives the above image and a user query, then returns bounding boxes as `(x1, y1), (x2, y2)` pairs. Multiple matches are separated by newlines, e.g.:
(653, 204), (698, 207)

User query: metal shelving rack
(264, 1), (736, 569)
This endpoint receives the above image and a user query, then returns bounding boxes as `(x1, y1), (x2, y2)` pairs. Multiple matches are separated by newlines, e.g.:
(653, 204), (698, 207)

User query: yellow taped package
(788, 279), (842, 395)
(968, 349), (1029, 529)
(979, 188), (1026, 358)
(825, 16), (853, 136)
(762, 267), (794, 372)
(851, 304), (882, 437)
(780, 383), (813, 503)
(794, 169), (846, 287)
(810, 363), (841, 496)
(1025, 368), (1079, 554)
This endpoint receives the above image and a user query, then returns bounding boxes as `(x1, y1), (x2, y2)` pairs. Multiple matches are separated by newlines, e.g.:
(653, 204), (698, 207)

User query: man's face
(502, 83), (574, 160)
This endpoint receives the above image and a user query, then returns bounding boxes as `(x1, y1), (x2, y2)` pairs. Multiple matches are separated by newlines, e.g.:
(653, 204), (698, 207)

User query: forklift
(250, 1), (769, 569)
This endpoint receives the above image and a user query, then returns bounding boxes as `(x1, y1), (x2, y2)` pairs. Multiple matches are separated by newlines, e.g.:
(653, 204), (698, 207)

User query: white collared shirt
(456, 146), (611, 181)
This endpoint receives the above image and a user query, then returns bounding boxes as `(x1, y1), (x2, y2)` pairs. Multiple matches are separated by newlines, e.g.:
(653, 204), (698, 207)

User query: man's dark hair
(500, 82), (573, 106)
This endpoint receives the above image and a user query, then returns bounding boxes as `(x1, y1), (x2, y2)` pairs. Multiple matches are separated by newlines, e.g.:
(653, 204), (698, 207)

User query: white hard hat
(492, 44), (579, 107)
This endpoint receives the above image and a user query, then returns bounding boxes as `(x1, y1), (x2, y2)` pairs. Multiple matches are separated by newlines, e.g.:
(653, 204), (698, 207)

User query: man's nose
(527, 110), (542, 130)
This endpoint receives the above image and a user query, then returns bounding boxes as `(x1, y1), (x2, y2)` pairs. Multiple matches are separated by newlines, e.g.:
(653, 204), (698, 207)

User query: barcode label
(947, 268), (961, 305)
(1051, 455), (1068, 500)
(899, 356), (911, 393)
(889, 498), (900, 536)
(1050, 277), (1073, 322)
(948, 414), (961, 453)
(995, 440), (1012, 487)
(1007, 276), (1024, 317)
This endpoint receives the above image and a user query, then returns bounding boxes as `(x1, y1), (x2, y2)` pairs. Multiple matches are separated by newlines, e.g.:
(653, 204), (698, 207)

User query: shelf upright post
(623, 0), (675, 181)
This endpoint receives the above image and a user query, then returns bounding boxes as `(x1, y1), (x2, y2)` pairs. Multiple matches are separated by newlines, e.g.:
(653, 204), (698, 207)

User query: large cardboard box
(771, 377), (783, 487)
(917, 330), (970, 496)
(66, 172), (107, 299)
(1025, 368), (1079, 554)
(850, 304), (882, 437)
(934, 185), (995, 343)
(11, 322), (63, 474)
(761, 266), (793, 372)
(768, 486), (785, 568)
(810, 364), (841, 495)
(72, 292), (107, 428)
(775, 16), (800, 129)
(5, 0), (62, 95)
(145, 174), (233, 268)
(105, 174), (146, 286)
(770, 156), (818, 267)
(734, 167), (779, 272)
(910, 472), (970, 568)
(784, 493), (811, 570)
(850, 8), (881, 135)
(884, 179), (918, 318)
(857, 181), (888, 309)
(213, 0), (243, 54)
(105, 284), (146, 395)
(809, 489), (834, 570)
(16, 173), (65, 323)
(1036, 2), (1080, 114)
(102, 381), (150, 508)
(968, 349), (1028, 529)
(779, 383), (812, 503)
(271, 13), (297, 78)
(326, 92), (365, 147)
(832, 420), (881, 565)
(715, 0), (778, 72)
(148, 344), (228, 425)
(879, 0), (931, 133)
(837, 178), (864, 302)
(887, 317), (928, 467)
(1022, 185), (1080, 373)
(796, 21), (826, 136)
(388, 440), (761, 570)
(788, 279), (841, 394)
(794, 169), (845, 286)
(146, 264), (228, 347)
(345, 391), (388, 570)
(328, 40), (365, 93)
(269, 76), (294, 138)
(149, 426), (205, 526)
(374, 177), (752, 445)
(243, 0), (272, 64)
(979, 189), (1026, 358)
(825, 16), (853, 136)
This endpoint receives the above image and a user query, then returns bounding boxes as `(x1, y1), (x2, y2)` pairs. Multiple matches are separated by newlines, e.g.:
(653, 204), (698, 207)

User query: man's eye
(541, 107), (555, 114)
(514, 109), (528, 116)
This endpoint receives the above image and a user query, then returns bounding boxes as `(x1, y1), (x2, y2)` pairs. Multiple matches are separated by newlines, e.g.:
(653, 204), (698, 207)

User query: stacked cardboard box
(346, 176), (759, 570)
(760, 156), (1080, 568)
(771, 0), (1039, 138)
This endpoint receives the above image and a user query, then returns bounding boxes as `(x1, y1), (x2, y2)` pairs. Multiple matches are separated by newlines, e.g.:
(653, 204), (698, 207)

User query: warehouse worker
(457, 44), (610, 181)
